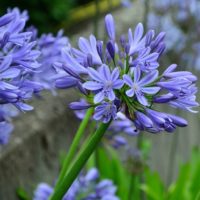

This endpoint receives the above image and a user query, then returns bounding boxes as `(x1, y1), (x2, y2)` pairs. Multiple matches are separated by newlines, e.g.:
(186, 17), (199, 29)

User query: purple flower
(128, 23), (145, 55)
(0, 8), (45, 142)
(155, 64), (199, 112)
(96, 180), (118, 199)
(121, 0), (132, 7)
(33, 183), (53, 200)
(105, 14), (115, 41)
(109, 112), (139, 136)
(31, 30), (69, 94)
(0, 104), (18, 145)
(34, 168), (119, 200)
(133, 109), (188, 133)
(123, 68), (160, 106)
(146, 109), (188, 132)
(149, 32), (166, 56)
(69, 101), (92, 110)
(73, 35), (102, 66)
(52, 13), (198, 133)
(169, 85), (199, 113)
(61, 48), (88, 74)
(0, 8), (31, 47)
(0, 122), (13, 145)
(130, 47), (159, 71)
(93, 102), (117, 123)
(135, 111), (154, 130)
(83, 64), (124, 103)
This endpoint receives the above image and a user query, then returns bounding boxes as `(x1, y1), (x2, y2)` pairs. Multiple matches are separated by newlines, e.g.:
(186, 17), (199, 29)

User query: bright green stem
(54, 107), (94, 190)
(50, 121), (111, 200)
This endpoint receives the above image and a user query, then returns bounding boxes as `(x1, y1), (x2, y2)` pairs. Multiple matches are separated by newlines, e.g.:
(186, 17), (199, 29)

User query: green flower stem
(54, 107), (94, 191)
(50, 121), (111, 200)
(137, 133), (146, 200)
(128, 174), (136, 200)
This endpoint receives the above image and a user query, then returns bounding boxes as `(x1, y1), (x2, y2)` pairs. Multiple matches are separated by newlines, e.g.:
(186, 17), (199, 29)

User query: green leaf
(97, 145), (136, 200)
(188, 148), (200, 199)
(168, 164), (190, 200)
(141, 167), (165, 200)
(16, 188), (31, 200)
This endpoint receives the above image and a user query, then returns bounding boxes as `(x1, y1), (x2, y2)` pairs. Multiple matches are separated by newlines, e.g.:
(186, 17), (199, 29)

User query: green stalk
(54, 107), (94, 190)
(50, 121), (111, 200)
(94, 0), (100, 37)
(128, 174), (136, 200)
(137, 133), (146, 200)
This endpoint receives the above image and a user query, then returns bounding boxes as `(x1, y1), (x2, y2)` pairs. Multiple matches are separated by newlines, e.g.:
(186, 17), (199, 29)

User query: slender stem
(128, 173), (135, 200)
(167, 130), (179, 185)
(94, 0), (100, 37)
(54, 107), (94, 190)
(107, 0), (112, 11)
(137, 133), (146, 200)
(50, 121), (111, 200)
(143, 0), (149, 32)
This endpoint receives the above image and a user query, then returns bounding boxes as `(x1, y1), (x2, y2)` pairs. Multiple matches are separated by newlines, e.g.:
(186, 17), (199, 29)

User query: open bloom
(83, 65), (124, 103)
(123, 67), (160, 106)
(93, 101), (118, 123)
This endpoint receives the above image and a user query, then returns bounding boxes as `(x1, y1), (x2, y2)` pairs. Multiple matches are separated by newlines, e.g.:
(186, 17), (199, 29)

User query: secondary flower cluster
(34, 168), (119, 200)
(148, 0), (200, 70)
(0, 8), (69, 144)
(30, 28), (69, 95)
(55, 14), (198, 134)
(0, 8), (43, 144)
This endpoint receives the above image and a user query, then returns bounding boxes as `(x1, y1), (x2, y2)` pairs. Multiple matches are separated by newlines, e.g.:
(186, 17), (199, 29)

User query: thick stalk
(50, 121), (111, 200)
(54, 107), (94, 190)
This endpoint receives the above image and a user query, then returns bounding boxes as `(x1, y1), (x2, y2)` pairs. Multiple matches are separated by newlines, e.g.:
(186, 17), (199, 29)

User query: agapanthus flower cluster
(30, 29), (69, 95)
(148, 0), (200, 70)
(0, 8), (43, 144)
(54, 13), (198, 134)
(34, 168), (119, 200)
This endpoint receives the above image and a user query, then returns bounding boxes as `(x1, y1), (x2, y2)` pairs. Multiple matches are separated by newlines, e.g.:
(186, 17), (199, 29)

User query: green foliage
(16, 188), (30, 200)
(91, 144), (143, 200)
(0, 0), (93, 33)
(141, 147), (200, 200)
(87, 142), (200, 200)
(141, 167), (165, 200)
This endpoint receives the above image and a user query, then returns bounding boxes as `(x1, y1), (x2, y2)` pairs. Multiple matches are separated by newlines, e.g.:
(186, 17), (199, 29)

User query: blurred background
(0, 0), (200, 199)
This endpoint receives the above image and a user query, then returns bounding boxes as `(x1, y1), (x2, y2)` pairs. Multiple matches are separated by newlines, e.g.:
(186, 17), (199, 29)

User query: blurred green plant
(86, 138), (151, 200)
(87, 142), (200, 200)
(141, 147), (200, 200)
(0, 0), (94, 33)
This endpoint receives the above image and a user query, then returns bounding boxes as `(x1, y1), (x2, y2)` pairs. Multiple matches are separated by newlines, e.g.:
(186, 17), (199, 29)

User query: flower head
(0, 8), (44, 142)
(54, 13), (198, 134)
(34, 168), (119, 200)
